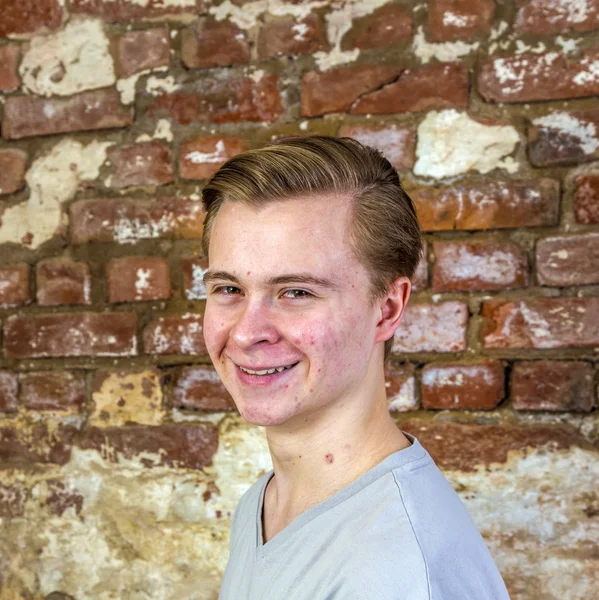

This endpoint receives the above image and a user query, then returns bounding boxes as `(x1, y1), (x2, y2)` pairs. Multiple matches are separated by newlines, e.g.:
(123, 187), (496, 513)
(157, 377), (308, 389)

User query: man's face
(202, 194), (383, 429)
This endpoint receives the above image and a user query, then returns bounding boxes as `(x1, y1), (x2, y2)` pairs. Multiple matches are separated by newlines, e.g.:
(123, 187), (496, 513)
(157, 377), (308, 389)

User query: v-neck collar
(254, 433), (426, 561)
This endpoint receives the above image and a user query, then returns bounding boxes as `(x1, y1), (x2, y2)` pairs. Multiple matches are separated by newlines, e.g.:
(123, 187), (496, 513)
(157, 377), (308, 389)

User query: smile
(238, 363), (298, 376)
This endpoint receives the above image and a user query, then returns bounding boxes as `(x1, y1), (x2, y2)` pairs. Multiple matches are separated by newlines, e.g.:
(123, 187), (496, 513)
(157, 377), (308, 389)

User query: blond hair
(201, 135), (423, 364)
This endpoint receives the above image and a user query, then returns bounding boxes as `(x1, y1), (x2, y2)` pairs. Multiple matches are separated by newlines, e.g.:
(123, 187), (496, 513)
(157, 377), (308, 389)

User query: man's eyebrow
(203, 270), (341, 290)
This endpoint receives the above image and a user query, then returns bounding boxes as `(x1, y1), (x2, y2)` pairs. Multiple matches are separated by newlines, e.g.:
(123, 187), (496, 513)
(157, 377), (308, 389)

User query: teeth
(240, 364), (295, 375)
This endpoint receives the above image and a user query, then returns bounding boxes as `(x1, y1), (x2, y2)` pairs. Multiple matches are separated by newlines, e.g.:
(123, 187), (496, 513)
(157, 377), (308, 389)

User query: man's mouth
(238, 362), (299, 376)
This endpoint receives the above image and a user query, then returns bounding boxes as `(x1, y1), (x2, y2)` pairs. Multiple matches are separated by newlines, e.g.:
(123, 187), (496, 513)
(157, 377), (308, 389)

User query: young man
(201, 136), (510, 599)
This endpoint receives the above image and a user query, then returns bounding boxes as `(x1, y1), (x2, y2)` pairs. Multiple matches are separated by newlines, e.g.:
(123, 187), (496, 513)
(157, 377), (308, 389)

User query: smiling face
(202, 193), (387, 429)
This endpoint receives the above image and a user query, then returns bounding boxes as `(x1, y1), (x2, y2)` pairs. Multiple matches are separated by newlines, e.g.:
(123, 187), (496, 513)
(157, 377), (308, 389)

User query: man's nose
(230, 298), (280, 349)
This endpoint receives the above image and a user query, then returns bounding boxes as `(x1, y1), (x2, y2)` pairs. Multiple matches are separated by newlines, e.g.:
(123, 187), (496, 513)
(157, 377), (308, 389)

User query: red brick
(143, 313), (205, 355)
(20, 371), (85, 411)
(3, 312), (137, 359)
(536, 233), (599, 286)
(182, 256), (209, 300)
(432, 240), (528, 292)
(69, 196), (204, 244)
(257, 13), (329, 59)
(106, 141), (173, 189)
(409, 179), (560, 231)
(113, 27), (170, 78)
(528, 111), (599, 167)
(0, 371), (18, 413)
(301, 65), (401, 117)
(511, 360), (595, 412)
(179, 135), (246, 180)
(0, 422), (76, 464)
(150, 75), (283, 124)
(2, 89), (133, 140)
(573, 174), (599, 224)
(78, 424), (218, 469)
(107, 256), (171, 303)
(36, 257), (91, 306)
(478, 48), (599, 103)
(0, 149), (27, 195)
(70, 0), (205, 21)
(514, 0), (599, 35)
(0, 46), (20, 92)
(0, 0), (63, 36)
(412, 239), (428, 292)
(482, 297), (599, 349)
(428, 0), (495, 41)
(384, 362), (418, 412)
(339, 123), (416, 169)
(351, 63), (468, 115)
(182, 18), (249, 68)
(0, 263), (30, 307)
(341, 3), (412, 50)
(0, 482), (28, 517)
(421, 360), (504, 410)
(169, 365), (235, 411)
(392, 301), (468, 353)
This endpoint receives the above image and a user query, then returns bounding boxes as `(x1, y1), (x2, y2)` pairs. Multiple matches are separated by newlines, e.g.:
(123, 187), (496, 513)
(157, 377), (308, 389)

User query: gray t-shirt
(219, 432), (510, 600)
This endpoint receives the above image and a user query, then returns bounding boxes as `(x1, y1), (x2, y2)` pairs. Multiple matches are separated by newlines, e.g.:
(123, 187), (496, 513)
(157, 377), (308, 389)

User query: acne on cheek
(324, 453), (334, 464)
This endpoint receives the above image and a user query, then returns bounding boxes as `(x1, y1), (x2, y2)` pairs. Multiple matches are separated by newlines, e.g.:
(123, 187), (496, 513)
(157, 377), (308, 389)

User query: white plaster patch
(135, 268), (152, 299)
(440, 245), (522, 284)
(442, 12), (476, 28)
(146, 74), (181, 96)
(412, 25), (479, 64)
(522, 0), (592, 25)
(414, 110), (520, 179)
(556, 35), (580, 54)
(387, 377), (417, 412)
(136, 119), (174, 143)
(185, 140), (227, 164)
(514, 40), (547, 55)
(489, 20), (509, 41)
(187, 263), (208, 300)
(20, 18), (116, 97)
(572, 56), (599, 85)
(422, 365), (496, 388)
(0, 139), (112, 249)
(532, 112), (599, 154)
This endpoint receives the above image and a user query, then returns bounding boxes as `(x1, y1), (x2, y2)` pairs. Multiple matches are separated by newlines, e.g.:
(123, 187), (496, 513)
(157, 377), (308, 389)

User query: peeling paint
(412, 25), (479, 64)
(533, 112), (599, 154)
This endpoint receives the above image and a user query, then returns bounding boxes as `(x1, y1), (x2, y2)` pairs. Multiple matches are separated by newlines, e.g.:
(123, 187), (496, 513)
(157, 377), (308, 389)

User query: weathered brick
(69, 196), (204, 244)
(0, 45), (20, 92)
(301, 65), (401, 117)
(536, 233), (599, 286)
(350, 63), (469, 115)
(428, 0), (495, 41)
(0, 371), (19, 413)
(143, 313), (205, 355)
(432, 240), (528, 292)
(482, 297), (599, 349)
(36, 257), (91, 306)
(341, 3), (412, 50)
(78, 423), (218, 469)
(421, 360), (504, 410)
(573, 174), (599, 224)
(45, 479), (84, 517)
(478, 48), (599, 103)
(106, 141), (174, 189)
(338, 124), (416, 169)
(0, 264), (30, 308)
(182, 256), (208, 300)
(0, 0), (63, 37)
(514, 0), (599, 35)
(409, 179), (560, 231)
(511, 360), (595, 412)
(113, 27), (170, 78)
(0, 422), (76, 464)
(169, 365), (235, 411)
(257, 14), (329, 59)
(90, 369), (164, 426)
(0, 149), (27, 195)
(392, 301), (468, 353)
(398, 420), (584, 472)
(384, 362), (417, 412)
(0, 482), (28, 517)
(20, 371), (85, 411)
(107, 256), (171, 303)
(182, 18), (249, 69)
(528, 111), (599, 167)
(412, 239), (428, 292)
(3, 313), (137, 359)
(150, 75), (283, 124)
(2, 89), (133, 140)
(70, 0), (205, 22)
(179, 135), (246, 180)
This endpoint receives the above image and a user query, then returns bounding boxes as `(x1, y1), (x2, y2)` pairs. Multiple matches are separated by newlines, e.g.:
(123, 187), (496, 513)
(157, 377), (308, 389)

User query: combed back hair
(201, 135), (423, 365)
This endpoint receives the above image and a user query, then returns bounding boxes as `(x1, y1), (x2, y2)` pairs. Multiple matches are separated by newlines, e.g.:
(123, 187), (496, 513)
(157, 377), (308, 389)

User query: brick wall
(1, 1), (598, 598)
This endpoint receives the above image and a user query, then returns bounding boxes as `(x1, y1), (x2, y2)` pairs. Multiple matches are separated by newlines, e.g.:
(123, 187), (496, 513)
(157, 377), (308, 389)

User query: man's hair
(201, 135), (423, 364)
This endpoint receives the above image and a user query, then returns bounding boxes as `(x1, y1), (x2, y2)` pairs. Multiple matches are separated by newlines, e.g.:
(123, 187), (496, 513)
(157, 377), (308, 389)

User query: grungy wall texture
(0, 0), (598, 598)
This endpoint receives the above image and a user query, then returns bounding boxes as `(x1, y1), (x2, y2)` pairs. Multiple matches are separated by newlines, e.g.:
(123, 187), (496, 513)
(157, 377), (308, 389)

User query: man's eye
(213, 286), (241, 295)
(282, 289), (312, 299)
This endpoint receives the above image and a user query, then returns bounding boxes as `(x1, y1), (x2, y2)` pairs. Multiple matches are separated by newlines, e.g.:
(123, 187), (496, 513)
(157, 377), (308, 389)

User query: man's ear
(374, 276), (411, 344)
